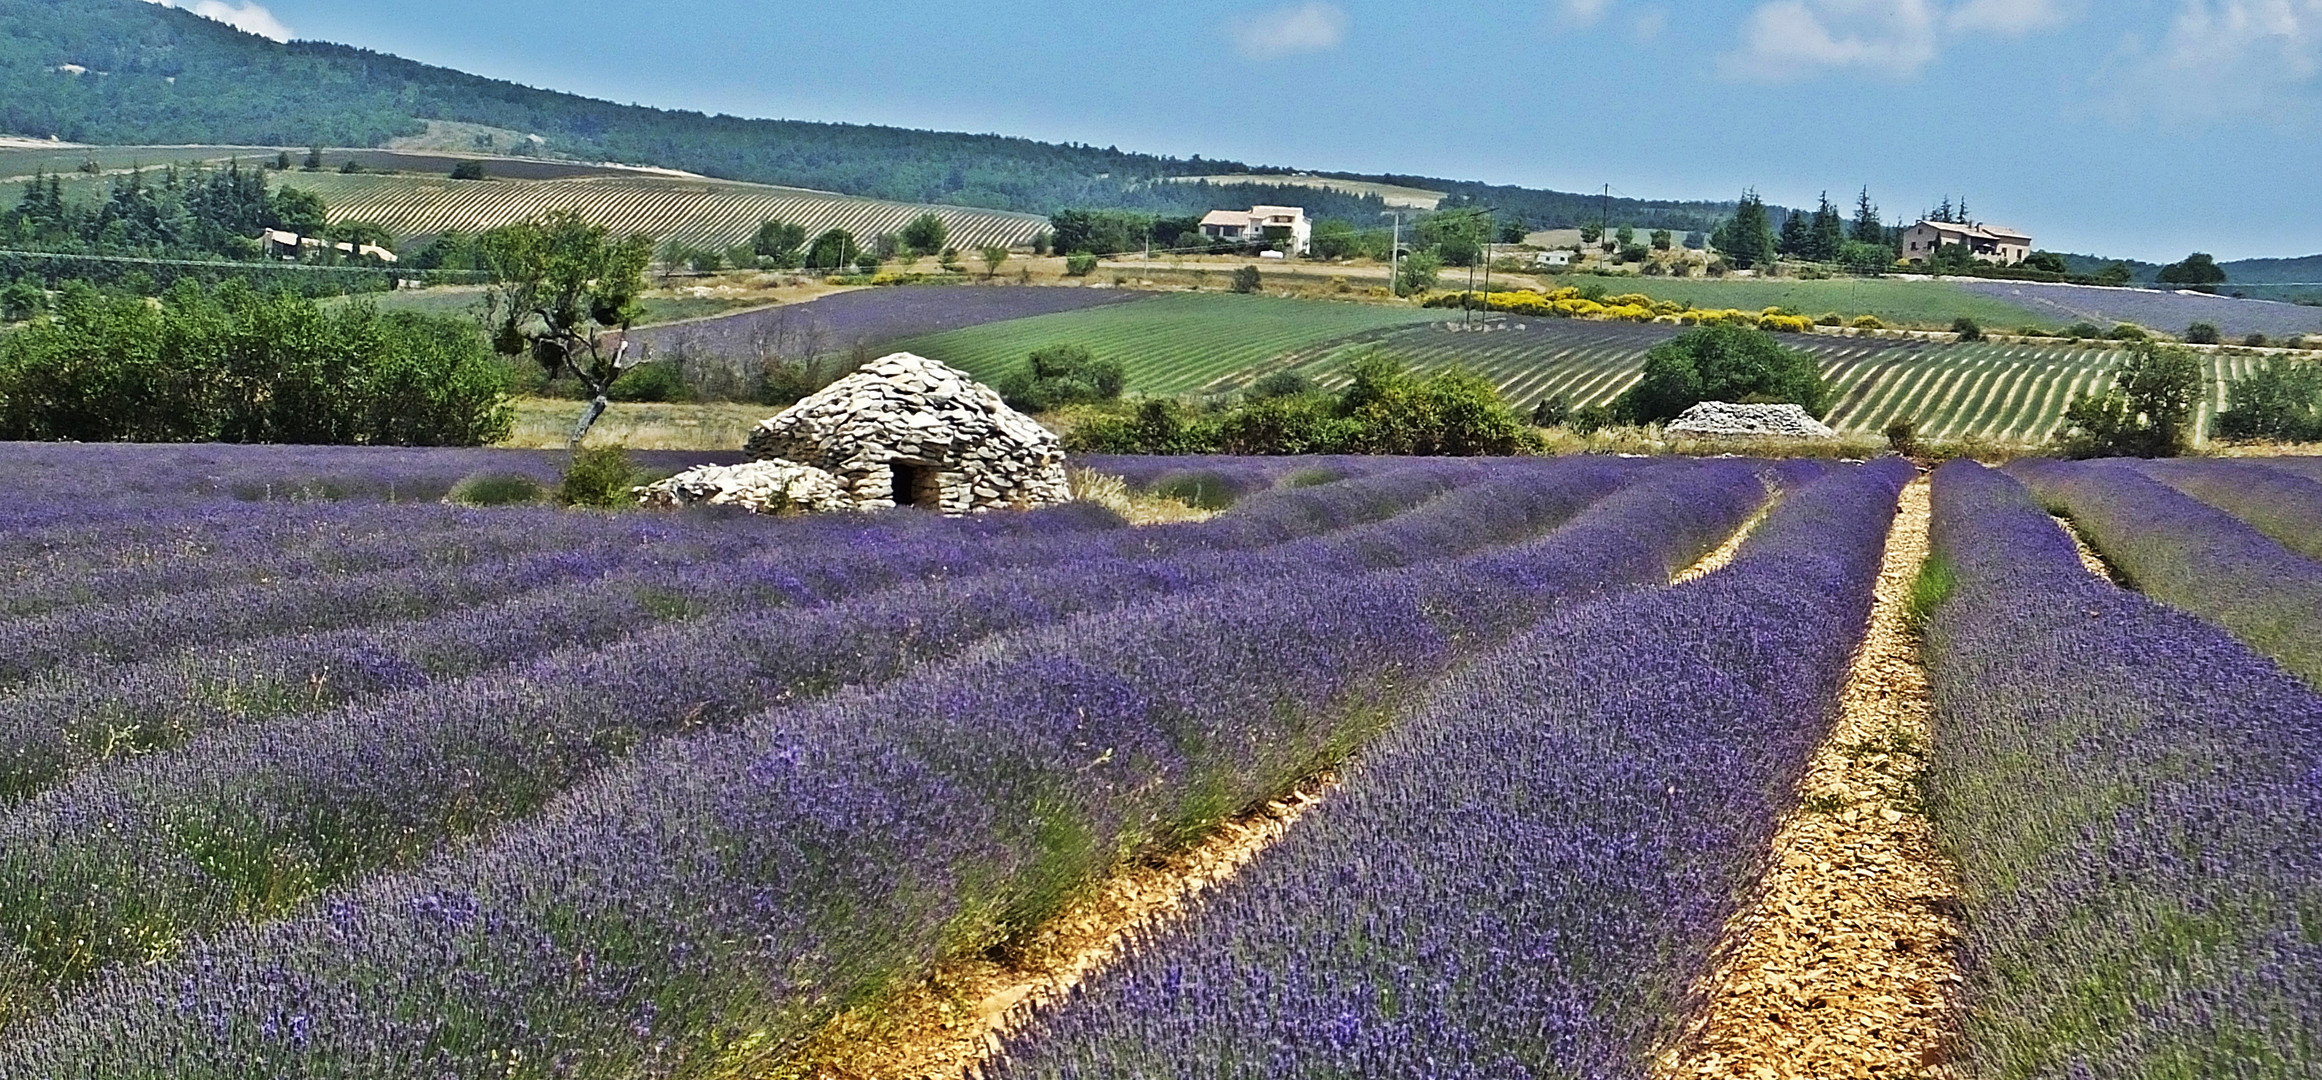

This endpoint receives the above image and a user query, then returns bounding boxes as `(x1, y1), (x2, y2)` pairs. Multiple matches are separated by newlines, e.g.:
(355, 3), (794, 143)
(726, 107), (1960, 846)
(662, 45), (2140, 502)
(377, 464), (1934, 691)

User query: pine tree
(1712, 189), (1777, 270)
(1852, 187), (1883, 245)
(1777, 209), (1809, 258)
(1809, 192), (1845, 262)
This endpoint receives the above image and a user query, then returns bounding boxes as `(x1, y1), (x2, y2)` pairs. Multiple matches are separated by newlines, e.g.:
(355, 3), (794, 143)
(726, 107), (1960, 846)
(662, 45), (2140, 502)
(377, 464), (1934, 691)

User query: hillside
(0, 0), (1746, 231)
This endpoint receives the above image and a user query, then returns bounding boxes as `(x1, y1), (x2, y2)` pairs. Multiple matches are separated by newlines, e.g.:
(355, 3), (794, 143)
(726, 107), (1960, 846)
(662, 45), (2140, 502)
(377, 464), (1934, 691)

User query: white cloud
(2104, 0), (2322, 121)
(1228, 2), (1350, 60)
(1724, 0), (1941, 80)
(1946, 0), (2071, 34)
(1558, 0), (1615, 25)
(1723, 0), (2072, 80)
(140, 0), (294, 42)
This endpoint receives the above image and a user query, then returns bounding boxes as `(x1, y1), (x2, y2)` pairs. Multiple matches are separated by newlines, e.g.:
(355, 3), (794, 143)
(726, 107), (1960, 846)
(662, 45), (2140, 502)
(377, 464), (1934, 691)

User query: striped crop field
(283, 171), (1049, 251)
(1238, 318), (2273, 443)
(891, 292), (1443, 393)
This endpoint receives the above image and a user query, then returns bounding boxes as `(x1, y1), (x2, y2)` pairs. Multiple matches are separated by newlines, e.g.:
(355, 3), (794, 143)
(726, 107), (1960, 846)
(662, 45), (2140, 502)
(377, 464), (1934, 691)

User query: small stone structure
(634, 460), (853, 514)
(1666, 401), (1837, 440)
(742, 352), (1072, 514)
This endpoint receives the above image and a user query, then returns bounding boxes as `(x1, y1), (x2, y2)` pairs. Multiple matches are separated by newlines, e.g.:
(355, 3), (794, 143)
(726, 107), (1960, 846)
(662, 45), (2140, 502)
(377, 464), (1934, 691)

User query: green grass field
(0, 144), (282, 181)
(1536, 276), (2047, 330)
(891, 292), (1443, 394)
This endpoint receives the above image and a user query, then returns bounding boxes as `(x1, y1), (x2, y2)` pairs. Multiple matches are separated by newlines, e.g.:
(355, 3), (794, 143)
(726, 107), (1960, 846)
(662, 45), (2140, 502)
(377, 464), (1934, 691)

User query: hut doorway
(889, 462), (943, 508)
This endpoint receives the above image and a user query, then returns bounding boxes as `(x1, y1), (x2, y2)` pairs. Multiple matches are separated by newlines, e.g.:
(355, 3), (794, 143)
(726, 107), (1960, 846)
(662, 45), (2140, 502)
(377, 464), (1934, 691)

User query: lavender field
(0, 445), (2317, 1078)
(628, 285), (1153, 365)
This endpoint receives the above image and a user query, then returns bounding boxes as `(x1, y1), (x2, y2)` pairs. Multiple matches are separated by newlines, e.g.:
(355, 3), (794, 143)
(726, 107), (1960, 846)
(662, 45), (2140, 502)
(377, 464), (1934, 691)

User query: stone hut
(743, 352), (1072, 514)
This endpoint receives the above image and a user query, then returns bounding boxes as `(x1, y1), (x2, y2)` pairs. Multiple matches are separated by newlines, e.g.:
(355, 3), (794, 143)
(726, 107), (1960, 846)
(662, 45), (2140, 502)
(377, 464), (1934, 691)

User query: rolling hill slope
(0, 0), (1754, 230)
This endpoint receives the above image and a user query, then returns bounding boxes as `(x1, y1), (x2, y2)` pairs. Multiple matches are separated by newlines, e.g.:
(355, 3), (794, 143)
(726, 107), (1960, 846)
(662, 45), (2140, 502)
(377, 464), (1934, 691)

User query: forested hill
(0, 0), (1744, 231)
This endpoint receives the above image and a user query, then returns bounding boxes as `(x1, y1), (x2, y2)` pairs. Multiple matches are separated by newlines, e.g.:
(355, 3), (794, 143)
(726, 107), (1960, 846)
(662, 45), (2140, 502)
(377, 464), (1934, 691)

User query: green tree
(2213, 356), (2322, 442)
(979, 244), (1009, 279)
(326, 221), (394, 255)
(804, 228), (859, 271)
(2156, 252), (2227, 288)
(1, 278), (45, 322)
(2185, 322), (2221, 345)
(1808, 192), (1845, 262)
(1611, 323), (1831, 424)
(901, 212), (949, 257)
(1394, 250), (1441, 297)
(2093, 262), (2135, 287)
(478, 210), (654, 445)
(1309, 219), (1361, 260)
(2057, 342), (2207, 458)
(1650, 229), (1673, 252)
(2023, 251), (2068, 274)
(1710, 189), (1776, 270)
(450, 160), (487, 181)
(1850, 187), (1884, 245)
(267, 186), (328, 237)
(752, 219), (808, 267)
(1615, 224), (1636, 248)
(1231, 265), (1263, 294)
(1579, 222), (1603, 245)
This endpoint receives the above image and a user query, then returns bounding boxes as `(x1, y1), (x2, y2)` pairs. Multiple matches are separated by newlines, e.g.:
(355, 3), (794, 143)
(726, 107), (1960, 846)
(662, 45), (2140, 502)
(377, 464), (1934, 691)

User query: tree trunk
(569, 394), (609, 447)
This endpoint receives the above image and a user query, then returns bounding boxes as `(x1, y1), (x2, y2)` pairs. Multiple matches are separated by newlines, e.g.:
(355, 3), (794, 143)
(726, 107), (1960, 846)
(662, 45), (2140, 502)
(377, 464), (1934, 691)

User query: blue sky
(156, 0), (2322, 261)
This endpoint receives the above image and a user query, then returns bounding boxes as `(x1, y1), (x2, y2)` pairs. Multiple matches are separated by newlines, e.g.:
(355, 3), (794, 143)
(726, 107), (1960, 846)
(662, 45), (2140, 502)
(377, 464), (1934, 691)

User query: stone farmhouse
(1198, 205), (1312, 255)
(1901, 220), (2031, 266)
(256, 228), (399, 263)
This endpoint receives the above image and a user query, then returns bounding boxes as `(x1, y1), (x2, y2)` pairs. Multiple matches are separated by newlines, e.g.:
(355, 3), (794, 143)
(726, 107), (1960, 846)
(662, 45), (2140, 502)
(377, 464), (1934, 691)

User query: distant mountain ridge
(0, 0), (1743, 232)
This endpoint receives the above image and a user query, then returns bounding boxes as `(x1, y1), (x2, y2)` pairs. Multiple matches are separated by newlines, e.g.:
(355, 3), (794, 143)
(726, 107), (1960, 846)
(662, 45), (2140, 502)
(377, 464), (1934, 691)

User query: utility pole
(1600, 184), (1611, 249)
(1381, 209), (1405, 299)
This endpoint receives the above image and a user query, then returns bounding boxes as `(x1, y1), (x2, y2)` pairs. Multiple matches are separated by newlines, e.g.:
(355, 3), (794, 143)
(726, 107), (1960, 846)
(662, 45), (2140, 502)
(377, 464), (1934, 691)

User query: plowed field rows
(290, 172), (1048, 251)
(1257, 320), (2269, 442)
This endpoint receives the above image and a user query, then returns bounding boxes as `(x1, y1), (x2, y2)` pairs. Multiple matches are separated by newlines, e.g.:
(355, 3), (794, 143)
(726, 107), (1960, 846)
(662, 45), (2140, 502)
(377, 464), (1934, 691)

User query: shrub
(1815, 312), (1844, 327)
(0, 280), (513, 446)
(1152, 472), (1237, 511)
(608, 361), (689, 403)
(2245, 333), (2271, 348)
(1568, 404), (1613, 435)
(1248, 371), (1314, 400)
(1884, 417), (1919, 457)
(558, 446), (644, 507)
(997, 344), (1127, 413)
(0, 278), (43, 321)
(1064, 253), (1099, 277)
(449, 160), (487, 181)
(1612, 323), (1831, 424)
(2057, 342), (2205, 458)
(1231, 265), (1263, 294)
(2109, 323), (2149, 341)
(1850, 315), (1885, 330)
(2213, 356), (2322, 442)
(445, 472), (546, 506)
(1952, 317), (1985, 341)
(2185, 322), (2221, 345)
(1530, 392), (1572, 428)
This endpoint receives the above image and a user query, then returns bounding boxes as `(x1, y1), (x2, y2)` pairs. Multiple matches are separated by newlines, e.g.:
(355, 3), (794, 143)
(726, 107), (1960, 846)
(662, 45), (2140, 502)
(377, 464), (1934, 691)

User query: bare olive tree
(479, 211), (656, 445)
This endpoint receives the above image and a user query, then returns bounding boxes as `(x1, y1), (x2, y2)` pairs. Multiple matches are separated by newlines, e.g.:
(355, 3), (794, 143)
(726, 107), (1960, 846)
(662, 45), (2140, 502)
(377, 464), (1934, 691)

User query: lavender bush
(1922, 461), (2322, 1079)
(0, 459), (1630, 1025)
(989, 459), (1911, 1079)
(0, 459), (1784, 1076)
(2013, 458), (2322, 685)
(2139, 458), (2322, 562)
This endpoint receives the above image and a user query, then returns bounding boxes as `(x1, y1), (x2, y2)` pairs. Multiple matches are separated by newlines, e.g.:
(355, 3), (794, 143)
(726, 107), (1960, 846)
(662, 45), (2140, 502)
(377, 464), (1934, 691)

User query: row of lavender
(0, 459), (1793, 1075)
(0, 461), (1556, 1024)
(1922, 462), (2322, 1078)
(2013, 458), (2322, 687)
(0, 462), (1482, 801)
(989, 459), (1914, 1077)
(0, 442), (1393, 510)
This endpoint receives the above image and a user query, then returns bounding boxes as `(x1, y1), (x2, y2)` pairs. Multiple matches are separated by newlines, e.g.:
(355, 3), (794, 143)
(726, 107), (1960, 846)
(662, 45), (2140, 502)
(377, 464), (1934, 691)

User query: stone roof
(744, 352), (1070, 513)
(1665, 401), (1837, 440)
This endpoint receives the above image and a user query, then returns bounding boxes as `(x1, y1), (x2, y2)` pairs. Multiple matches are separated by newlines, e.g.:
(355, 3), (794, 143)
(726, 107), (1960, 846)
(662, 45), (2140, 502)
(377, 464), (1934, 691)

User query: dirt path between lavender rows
(1658, 476), (1968, 1080)
(777, 486), (1787, 1080)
